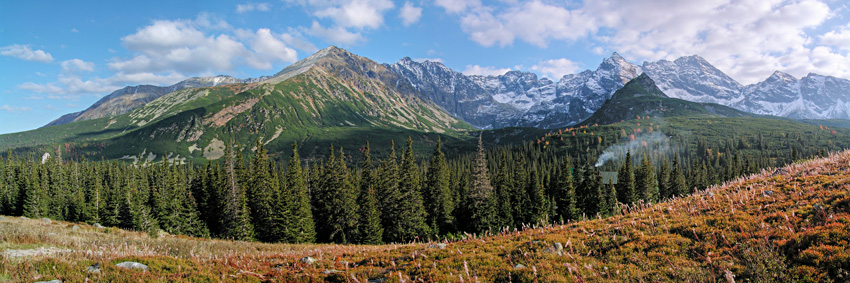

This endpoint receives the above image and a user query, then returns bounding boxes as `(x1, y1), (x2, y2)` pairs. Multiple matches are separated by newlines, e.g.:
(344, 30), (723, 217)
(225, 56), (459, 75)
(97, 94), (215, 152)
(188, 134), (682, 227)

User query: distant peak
(677, 54), (709, 64)
(305, 45), (355, 61)
(769, 70), (796, 81)
(610, 52), (625, 60)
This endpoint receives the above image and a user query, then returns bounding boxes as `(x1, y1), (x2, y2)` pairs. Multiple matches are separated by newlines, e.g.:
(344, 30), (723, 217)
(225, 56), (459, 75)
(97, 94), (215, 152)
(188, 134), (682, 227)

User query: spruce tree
(671, 156), (688, 196)
(22, 162), (47, 218)
(604, 180), (619, 217)
(313, 146), (359, 243)
(285, 142), (316, 243)
(377, 141), (403, 242)
(423, 137), (454, 235)
(553, 155), (578, 223)
(396, 137), (430, 241)
(466, 135), (497, 233)
(616, 151), (636, 205)
(492, 151), (514, 228)
(526, 172), (548, 224)
(512, 155), (530, 226)
(578, 162), (603, 217)
(657, 158), (672, 200)
(636, 152), (657, 203)
(221, 142), (254, 241)
(356, 142), (383, 244)
(249, 141), (282, 242)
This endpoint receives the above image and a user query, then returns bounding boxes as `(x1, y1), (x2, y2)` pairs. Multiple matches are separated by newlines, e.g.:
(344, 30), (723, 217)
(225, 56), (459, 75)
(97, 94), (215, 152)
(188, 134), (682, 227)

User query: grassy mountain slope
(4, 150), (850, 282)
(0, 47), (477, 162)
(580, 74), (751, 126)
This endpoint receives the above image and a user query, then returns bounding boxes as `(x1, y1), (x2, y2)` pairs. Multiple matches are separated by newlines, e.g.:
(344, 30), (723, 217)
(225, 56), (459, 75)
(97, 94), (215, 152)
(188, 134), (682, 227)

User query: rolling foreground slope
(4, 150), (850, 282)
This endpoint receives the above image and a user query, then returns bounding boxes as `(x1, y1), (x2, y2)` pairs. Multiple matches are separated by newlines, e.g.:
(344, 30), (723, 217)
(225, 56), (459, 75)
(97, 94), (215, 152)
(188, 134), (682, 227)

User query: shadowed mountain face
(580, 73), (750, 126)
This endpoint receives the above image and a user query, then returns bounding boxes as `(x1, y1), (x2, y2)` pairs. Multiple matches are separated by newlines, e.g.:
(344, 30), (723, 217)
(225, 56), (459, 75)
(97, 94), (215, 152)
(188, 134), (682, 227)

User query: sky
(1, 0), (849, 134)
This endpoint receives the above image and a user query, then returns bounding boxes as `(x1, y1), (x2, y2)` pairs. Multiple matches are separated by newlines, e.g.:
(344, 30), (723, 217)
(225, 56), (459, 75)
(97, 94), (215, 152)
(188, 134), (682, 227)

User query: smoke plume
(595, 132), (669, 167)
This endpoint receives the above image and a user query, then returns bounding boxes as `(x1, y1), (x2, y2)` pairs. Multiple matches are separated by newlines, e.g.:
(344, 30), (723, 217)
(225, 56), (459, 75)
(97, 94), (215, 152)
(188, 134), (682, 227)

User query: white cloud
(399, 2), (422, 26)
(0, 105), (32, 113)
(236, 3), (271, 13)
(19, 13), (311, 99)
(531, 58), (580, 79)
(820, 26), (850, 51)
(61, 59), (95, 73)
(313, 0), (394, 29)
(0, 44), (54, 63)
(308, 21), (365, 45)
(112, 17), (300, 74)
(445, 0), (849, 84)
(459, 1), (595, 47)
(462, 64), (511, 76)
(435, 0), (480, 14)
(243, 28), (299, 69)
(279, 31), (319, 52)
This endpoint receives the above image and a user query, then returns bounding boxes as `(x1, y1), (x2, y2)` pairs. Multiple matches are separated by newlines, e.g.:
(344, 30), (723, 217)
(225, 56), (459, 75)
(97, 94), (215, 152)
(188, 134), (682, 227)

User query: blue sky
(1, 0), (849, 134)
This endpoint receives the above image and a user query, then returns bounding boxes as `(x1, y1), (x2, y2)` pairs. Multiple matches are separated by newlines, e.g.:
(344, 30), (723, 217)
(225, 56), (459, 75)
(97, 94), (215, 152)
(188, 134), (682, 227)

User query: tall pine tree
(221, 142), (254, 241)
(553, 155), (578, 223)
(465, 135), (497, 233)
(284, 142), (316, 243)
(423, 137), (454, 235)
(356, 142), (383, 244)
(395, 137), (430, 241)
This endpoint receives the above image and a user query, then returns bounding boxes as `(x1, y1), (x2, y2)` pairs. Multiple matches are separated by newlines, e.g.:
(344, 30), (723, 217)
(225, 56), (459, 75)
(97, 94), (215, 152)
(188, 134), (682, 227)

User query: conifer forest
(0, 123), (834, 245)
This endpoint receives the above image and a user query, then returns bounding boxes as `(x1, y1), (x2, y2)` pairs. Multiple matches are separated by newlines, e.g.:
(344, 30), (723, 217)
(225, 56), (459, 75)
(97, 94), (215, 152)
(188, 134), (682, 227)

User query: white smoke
(595, 132), (669, 167)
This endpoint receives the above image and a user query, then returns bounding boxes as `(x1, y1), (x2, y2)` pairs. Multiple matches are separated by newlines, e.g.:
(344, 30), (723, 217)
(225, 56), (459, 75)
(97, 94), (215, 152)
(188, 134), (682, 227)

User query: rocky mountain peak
(767, 71), (797, 83)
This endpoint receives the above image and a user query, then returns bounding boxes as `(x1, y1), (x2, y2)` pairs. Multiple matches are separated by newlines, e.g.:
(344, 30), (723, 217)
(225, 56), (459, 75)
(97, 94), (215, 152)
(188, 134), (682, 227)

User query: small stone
(115, 261), (149, 271)
(72, 225), (80, 231)
(34, 280), (61, 283)
(20, 216), (28, 219)
(93, 223), (104, 228)
(300, 257), (317, 265)
(272, 263), (286, 269)
(0, 216), (4, 221)
(42, 218), (52, 224)
(542, 242), (564, 256)
(86, 262), (101, 273)
(427, 243), (447, 249)
(763, 190), (774, 196)
(514, 264), (526, 269)
(322, 269), (343, 274)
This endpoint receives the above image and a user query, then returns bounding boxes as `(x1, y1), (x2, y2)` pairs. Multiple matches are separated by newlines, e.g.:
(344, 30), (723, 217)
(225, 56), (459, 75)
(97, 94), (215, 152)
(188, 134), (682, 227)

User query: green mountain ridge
(580, 73), (752, 126)
(0, 47), (478, 163)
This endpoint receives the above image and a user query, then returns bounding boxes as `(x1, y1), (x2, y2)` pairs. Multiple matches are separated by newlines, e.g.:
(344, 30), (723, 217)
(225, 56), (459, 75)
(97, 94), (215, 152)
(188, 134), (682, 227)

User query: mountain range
(46, 47), (850, 131)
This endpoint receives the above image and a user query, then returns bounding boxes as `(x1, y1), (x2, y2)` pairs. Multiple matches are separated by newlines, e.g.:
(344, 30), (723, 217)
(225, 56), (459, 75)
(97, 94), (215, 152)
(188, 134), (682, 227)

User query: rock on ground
(427, 243), (447, 249)
(115, 261), (149, 271)
(300, 257), (317, 265)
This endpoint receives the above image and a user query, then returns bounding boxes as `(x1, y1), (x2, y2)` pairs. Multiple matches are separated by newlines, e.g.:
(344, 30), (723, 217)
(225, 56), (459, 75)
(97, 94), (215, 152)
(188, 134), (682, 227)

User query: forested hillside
(2, 115), (846, 244)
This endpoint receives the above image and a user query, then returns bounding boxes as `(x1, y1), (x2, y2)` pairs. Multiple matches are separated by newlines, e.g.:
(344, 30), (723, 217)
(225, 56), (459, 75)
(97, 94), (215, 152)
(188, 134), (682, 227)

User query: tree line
(0, 130), (824, 244)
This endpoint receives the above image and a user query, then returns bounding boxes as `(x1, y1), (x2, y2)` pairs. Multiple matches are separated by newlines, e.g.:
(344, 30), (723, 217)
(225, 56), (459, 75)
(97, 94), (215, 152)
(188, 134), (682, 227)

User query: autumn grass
(5, 150), (850, 282)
